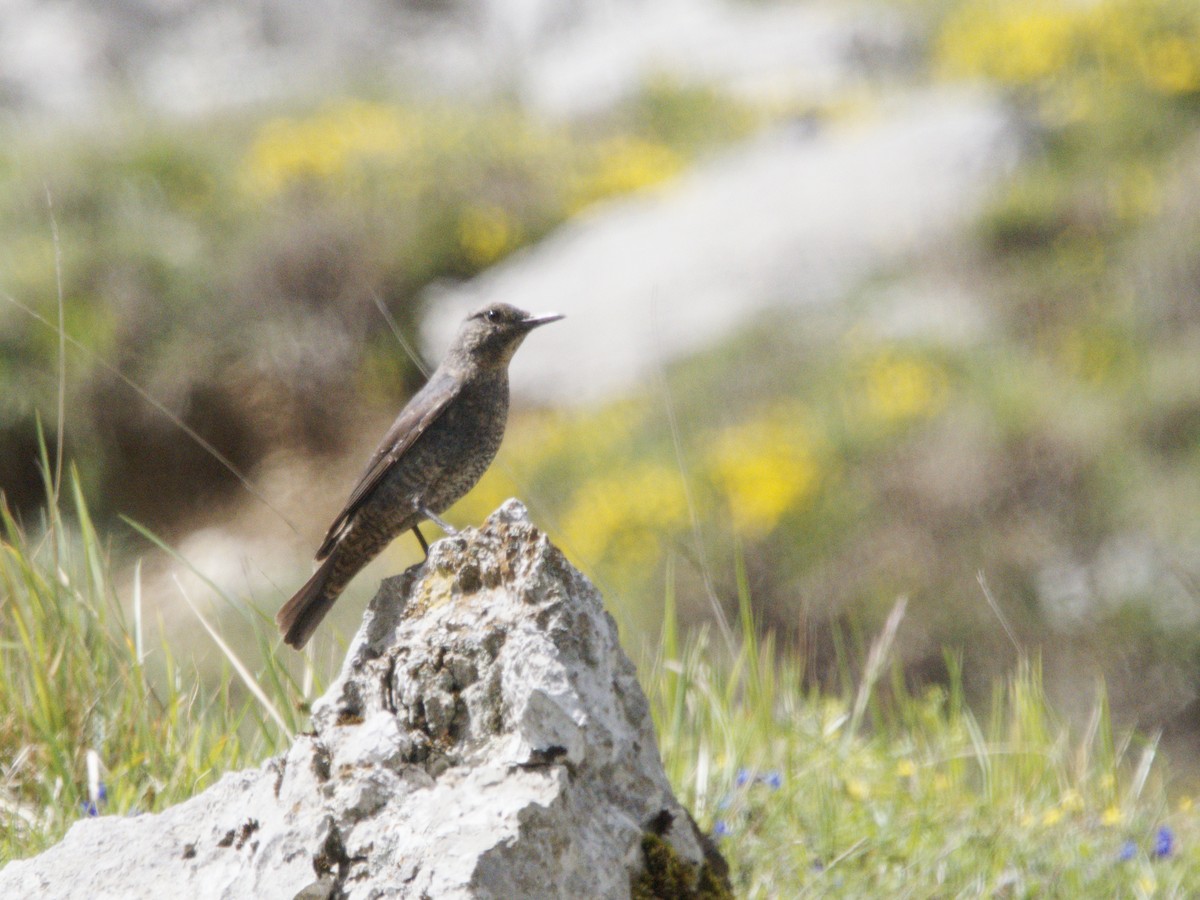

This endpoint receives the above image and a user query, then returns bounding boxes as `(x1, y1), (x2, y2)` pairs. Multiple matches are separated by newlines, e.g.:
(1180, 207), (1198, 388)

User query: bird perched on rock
(277, 302), (563, 649)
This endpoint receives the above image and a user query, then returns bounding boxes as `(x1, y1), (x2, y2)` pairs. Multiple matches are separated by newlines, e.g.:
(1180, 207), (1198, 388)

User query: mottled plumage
(277, 302), (562, 649)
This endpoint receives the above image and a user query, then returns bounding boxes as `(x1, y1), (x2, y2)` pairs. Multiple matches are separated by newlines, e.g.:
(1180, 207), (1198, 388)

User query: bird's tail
(276, 552), (342, 650)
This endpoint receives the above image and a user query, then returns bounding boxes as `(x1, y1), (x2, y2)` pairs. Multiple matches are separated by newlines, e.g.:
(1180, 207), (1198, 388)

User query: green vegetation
(0, 459), (301, 859)
(652, 585), (1197, 896)
(1, 478), (1196, 895)
(445, 0), (1200, 743)
(0, 85), (756, 528)
(4, 0), (1200, 892)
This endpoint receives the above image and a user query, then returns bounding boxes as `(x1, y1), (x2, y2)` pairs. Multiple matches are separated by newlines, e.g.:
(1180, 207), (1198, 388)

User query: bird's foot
(418, 504), (459, 536)
(411, 525), (430, 555)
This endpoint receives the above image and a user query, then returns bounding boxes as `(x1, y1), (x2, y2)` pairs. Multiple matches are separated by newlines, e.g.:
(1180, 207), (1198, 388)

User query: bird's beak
(522, 312), (565, 328)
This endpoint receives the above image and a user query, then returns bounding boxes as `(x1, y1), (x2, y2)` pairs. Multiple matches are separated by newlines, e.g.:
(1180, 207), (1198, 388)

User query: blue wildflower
(713, 820), (732, 839)
(1117, 840), (1137, 862)
(96, 782), (108, 804)
(80, 801), (99, 817)
(1154, 825), (1174, 859)
(761, 771), (783, 790)
(735, 768), (752, 788)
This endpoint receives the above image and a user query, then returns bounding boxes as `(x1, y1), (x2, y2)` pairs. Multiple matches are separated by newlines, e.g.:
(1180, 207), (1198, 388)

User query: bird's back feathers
(315, 369), (462, 560)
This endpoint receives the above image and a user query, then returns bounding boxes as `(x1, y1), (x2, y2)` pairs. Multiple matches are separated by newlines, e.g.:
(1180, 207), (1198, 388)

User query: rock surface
(0, 0), (904, 120)
(425, 88), (1022, 405)
(0, 501), (725, 899)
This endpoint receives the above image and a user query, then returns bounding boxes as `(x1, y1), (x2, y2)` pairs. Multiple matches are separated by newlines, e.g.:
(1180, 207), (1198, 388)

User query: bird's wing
(315, 369), (461, 560)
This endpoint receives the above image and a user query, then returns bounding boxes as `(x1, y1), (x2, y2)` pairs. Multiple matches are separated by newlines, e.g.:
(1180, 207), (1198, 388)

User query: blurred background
(2, 0), (1199, 774)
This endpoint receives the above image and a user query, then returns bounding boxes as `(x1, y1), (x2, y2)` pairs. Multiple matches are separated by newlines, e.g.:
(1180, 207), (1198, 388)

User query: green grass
(650, 587), (1197, 896)
(0, 473), (1195, 896)
(0, 452), (306, 859)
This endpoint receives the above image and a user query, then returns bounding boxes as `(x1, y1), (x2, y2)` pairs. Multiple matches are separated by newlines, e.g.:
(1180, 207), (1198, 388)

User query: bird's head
(448, 302), (564, 370)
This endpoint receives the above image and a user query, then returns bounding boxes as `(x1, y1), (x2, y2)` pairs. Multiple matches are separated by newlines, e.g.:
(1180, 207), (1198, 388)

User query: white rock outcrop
(425, 89), (1021, 406)
(0, 501), (727, 899)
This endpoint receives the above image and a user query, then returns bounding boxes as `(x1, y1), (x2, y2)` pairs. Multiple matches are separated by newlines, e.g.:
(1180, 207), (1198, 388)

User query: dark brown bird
(276, 302), (563, 648)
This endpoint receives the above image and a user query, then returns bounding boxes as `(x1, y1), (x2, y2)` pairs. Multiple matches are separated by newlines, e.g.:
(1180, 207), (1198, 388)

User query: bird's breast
(408, 374), (510, 511)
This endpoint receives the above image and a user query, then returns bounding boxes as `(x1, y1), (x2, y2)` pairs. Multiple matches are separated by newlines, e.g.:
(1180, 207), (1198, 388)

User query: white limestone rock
(0, 500), (725, 899)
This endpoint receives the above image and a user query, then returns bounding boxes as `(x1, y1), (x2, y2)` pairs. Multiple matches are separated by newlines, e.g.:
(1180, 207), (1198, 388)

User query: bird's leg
(411, 525), (429, 556)
(415, 501), (459, 536)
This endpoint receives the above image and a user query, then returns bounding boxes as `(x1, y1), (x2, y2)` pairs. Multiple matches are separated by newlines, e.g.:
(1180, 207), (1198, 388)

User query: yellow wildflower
(1060, 789), (1084, 813)
(559, 461), (688, 570)
(459, 205), (516, 266)
(240, 100), (411, 196)
(706, 403), (824, 536)
(860, 352), (949, 425)
(570, 137), (683, 212)
(845, 778), (870, 801)
(935, 0), (1200, 101)
(1145, 36), (1200, 95)
(937, 6), (1077, 85)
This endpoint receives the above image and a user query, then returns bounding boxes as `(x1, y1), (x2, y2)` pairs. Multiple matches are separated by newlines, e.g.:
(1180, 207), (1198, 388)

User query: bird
(276, 302), (563, 649)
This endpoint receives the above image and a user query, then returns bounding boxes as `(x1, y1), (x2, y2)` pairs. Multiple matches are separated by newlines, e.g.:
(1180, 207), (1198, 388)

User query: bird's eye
(486, 308), (503, 323)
